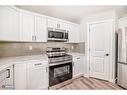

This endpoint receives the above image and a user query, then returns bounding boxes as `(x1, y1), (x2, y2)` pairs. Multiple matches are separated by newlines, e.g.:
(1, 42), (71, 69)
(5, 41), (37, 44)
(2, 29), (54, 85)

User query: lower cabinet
(73, 55), (85, 78)
(14, 60), (49, 90)
(0, 65), (14, 89)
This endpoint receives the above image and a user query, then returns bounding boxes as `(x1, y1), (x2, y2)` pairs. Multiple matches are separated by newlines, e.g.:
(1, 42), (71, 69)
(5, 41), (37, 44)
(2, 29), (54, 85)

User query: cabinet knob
(57, 24), (60, 28)
(34, 63), (42, 66)
(104, 54), (110, 56)
(32, 35), (34, 41)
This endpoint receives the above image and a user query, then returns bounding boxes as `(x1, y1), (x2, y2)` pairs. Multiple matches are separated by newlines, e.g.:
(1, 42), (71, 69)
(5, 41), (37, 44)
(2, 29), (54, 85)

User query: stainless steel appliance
(47, 47), (72, 87)
(0, 65), (14, 89)
(48, 28), (68, 42)
(117, 27), (127, 89)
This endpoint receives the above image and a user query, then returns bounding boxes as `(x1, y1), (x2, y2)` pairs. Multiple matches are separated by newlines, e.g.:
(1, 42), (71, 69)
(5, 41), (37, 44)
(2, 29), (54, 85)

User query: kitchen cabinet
(14, 62), (27, 89)
(0, 65), (14, 89)
(14, 60), (49, 90)
(20, 10), (47, 42)
(27, 60), (48, 89)
(72, 55), (85, 78)
(47, 18), (68, 30)
(0, 6), (19, 41)
(0, 5), (83, 43)
(35, 16), (47, 42)
(68, 23), (80, 43)
(20, 11), (35, 41)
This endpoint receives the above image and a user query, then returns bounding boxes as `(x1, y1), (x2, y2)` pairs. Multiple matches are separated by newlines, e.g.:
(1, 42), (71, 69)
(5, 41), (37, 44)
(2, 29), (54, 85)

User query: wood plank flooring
(58, 77), (123, 90)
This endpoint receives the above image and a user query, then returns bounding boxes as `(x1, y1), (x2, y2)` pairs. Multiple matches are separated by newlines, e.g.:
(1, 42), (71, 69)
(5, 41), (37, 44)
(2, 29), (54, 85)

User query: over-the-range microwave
(47, 28), (69, 42)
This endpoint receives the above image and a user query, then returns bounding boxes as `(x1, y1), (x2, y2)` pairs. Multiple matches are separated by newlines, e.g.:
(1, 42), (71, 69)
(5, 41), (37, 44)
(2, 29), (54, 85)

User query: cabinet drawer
(26, 60), (48, 69)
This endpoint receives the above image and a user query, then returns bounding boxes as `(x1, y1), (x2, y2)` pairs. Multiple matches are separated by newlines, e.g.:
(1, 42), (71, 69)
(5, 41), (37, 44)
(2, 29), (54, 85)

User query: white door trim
(86, 19), (116, 82)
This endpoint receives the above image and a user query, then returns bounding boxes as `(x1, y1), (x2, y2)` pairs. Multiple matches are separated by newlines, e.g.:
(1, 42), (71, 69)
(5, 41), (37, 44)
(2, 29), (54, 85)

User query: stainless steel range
(47, 47), (73, 87)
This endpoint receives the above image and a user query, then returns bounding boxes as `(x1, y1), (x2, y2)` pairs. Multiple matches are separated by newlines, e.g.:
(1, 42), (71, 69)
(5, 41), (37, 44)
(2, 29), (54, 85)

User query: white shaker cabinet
(19, 11), (35, 42)
(14, 62), (27, 89)
(14, 60), (49, 90)
(68, 23), (80, 43)
(72, 54), (85, 78)
(0, 6), (19, 41)
(35, 16), (47, 42)
(27, 60), (48, 89)
(20, 10), (47, 42)
(0, 65), (14, 89)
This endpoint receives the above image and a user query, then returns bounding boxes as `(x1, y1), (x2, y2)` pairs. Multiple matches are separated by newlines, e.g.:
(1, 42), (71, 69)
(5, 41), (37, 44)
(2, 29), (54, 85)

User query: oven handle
(49, 60), (72, 66)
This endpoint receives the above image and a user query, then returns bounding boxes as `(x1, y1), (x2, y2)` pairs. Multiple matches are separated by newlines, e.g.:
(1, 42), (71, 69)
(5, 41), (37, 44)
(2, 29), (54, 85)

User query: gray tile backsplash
(0, 42), (85, 57)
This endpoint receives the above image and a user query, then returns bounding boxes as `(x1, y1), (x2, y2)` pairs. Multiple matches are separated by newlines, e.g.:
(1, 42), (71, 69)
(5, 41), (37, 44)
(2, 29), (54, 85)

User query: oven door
(49, 62), (72, 86)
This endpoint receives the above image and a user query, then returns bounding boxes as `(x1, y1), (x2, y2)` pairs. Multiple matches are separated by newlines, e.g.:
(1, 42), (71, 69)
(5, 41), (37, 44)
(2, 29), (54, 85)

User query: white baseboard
(109, 78), (116, 83)
(83, 74), (116, 84)
(83, 74), (89, 77)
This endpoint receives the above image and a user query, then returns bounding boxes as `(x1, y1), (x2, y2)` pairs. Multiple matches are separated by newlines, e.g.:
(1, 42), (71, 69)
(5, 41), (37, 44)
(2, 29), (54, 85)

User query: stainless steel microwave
(48, 28), (68, 42)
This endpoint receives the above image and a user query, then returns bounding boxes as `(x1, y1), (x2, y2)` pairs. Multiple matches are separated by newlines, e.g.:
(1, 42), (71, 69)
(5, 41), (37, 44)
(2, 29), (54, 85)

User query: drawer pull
(77, 58), (80, 59)
(6, 69), (10, 78)
(34, 63), (42, 66)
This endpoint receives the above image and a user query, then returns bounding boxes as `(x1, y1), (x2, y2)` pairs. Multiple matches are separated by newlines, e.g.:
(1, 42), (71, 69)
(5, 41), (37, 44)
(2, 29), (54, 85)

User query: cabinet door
(5, 65), (14, 89)
(20, 11), (35, 41)
(14, 63), (27, 89)
(73, 56), (84, 77)
(68, 24), (77, 43)
(0, 6), (19, 41)
(47, 18), (57, 29)
(35, 16), (47, 42)
(68, 23), (80, 43)
(27, 61), (48, 89)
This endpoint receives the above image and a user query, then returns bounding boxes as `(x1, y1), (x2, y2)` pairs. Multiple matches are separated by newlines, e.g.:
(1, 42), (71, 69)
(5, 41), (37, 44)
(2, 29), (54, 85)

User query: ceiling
(17, 6), (127, 23)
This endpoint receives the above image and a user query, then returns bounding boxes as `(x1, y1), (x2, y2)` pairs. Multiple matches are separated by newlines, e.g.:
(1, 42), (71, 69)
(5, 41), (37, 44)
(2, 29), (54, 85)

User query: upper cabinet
(19, 11), (35, 42)
(47, 18), (68, 30)
(68, 23), (81, 43)
(0, 6), (84, 43)
(0, 6), (19, 41)
(20, 10), (47, 42)
(35, 16), (47, 42)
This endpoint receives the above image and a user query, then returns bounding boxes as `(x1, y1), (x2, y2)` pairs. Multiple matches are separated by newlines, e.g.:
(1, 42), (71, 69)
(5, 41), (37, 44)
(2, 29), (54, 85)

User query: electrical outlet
(71, 46), (74, 50)
(29, 46), (33, 50)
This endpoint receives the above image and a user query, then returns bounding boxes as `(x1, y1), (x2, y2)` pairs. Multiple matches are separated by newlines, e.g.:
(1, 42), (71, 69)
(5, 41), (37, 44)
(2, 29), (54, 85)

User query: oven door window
(49, 62), (72, 86)
(54, 65), (70, 78)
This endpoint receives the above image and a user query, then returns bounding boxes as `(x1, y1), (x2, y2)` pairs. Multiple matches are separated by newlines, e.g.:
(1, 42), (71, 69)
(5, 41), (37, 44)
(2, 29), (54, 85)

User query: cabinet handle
(34, 63), (42, 66)
(6, 69), (10, 78)
(32, 35), (35, 41)
(77, 57), (80, 59)
(57, 24), (60, 28)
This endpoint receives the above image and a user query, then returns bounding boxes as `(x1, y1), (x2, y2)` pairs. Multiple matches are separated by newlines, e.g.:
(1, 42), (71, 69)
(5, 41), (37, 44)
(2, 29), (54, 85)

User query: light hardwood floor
(58, 77), (123, 90)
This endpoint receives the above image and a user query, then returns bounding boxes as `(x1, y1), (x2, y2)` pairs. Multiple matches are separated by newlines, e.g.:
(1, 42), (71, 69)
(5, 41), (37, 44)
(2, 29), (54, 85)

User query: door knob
(105, 54), (109, 56)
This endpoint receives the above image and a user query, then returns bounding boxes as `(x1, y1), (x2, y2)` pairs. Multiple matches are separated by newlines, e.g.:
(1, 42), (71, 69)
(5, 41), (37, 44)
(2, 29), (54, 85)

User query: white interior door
(89, 21), (112, 80)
